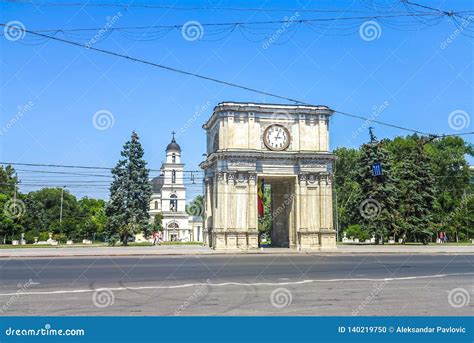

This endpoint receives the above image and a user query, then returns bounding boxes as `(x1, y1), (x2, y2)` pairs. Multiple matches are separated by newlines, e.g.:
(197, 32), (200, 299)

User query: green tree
(334, 147), (361, 235)
(427, 136), (473, 241)
(397, 137), (436, 244)
(23, 188), (79, 238)
(77, 197), (106, 241)
(152, 213), (163, 231)
(0, 165), (18, 196)
(345, 224), (370, 241)
(258, 185), (272, 241)
(105, 131), (152, 246)
(355, 130), (400, 243)
(186, 195), (204, 218)
(0, 193), (22, 243)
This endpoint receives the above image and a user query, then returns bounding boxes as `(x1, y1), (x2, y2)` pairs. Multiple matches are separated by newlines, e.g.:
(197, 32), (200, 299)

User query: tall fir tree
(397, 136), (436, 244)
(105, 131), (152, 245)
(355, 129), (400, 243)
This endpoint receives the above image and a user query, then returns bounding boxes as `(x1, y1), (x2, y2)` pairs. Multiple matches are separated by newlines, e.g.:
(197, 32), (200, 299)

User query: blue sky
(0, 0), (472, 199)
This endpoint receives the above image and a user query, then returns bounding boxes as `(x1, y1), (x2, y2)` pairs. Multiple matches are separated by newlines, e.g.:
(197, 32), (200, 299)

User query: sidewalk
(0, 243), (472, 258)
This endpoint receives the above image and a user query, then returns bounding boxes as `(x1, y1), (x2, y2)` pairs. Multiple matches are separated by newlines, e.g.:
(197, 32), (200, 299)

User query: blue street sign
(372, 162), (382, 176)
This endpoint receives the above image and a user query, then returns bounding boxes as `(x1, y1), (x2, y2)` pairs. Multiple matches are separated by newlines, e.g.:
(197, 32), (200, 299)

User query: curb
(0, 250), (472, 258)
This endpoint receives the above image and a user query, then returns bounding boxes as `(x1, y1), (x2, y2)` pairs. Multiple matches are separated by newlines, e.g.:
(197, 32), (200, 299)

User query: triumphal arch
(199, 102), (336, 250)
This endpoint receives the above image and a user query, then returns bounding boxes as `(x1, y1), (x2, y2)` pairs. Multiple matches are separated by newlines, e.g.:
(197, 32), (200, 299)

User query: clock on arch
(263, 124), (291, 151)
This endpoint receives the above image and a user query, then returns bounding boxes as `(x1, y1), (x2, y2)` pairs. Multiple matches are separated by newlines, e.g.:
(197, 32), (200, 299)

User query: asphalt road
(0, 254), (472, 316)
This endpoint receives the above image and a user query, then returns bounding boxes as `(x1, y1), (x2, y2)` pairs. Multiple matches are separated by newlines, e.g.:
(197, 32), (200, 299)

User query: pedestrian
(158, 231), (163, 246)
(152, 232), (158, 245)
(443, 233), (448, 244)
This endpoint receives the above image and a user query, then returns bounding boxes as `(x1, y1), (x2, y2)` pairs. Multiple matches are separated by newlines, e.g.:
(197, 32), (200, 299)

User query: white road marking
(0, 272), (472, 297)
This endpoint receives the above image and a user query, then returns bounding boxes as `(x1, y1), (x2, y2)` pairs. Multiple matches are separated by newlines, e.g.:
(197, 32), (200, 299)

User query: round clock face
(263, 124), (290, 151)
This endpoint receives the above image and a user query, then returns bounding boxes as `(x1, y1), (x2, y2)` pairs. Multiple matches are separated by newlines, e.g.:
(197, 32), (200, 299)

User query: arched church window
(168, 222), (179, 229)
(172, 170), (176, 183)
(154, 201), (158, 210)
(170, 194), (177, 212)
(172, 153), (176, 163)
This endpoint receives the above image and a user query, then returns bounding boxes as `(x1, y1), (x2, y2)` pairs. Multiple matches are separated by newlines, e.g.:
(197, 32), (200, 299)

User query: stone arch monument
(199, 102), (336, 250)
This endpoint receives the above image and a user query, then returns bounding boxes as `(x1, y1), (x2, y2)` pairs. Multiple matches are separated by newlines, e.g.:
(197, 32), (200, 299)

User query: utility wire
(0, 0), (437, 13)
(1, 23), (306, 104)
(3, 23), (472, 138)
(17, 13), (445, 33)
(0, 161), (204, 173)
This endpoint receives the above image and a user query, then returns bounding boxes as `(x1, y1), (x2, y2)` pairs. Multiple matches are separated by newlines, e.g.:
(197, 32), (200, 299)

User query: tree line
(334, 131), (473, 243)
(1, 131), (472, 245)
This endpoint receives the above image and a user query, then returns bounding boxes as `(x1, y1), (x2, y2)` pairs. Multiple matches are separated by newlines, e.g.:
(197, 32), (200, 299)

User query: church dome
(166, 137), (181, 152)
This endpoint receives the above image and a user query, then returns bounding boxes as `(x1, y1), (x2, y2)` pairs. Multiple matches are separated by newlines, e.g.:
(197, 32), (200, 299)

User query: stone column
(319, 173), (327, 230)
(213, 172), (227, 249)
(203, 177), (212, 246)
(319, 173), (336, 248)
(247, 173), (258, 248)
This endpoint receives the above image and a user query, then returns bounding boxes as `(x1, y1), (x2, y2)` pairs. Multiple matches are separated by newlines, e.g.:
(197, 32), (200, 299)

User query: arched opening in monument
(258, 177), (295, 248)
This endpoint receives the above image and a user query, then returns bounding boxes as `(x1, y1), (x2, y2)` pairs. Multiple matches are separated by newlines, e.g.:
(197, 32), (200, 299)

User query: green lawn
(0, 241), (205, 248)
(0, 243), (106, 249)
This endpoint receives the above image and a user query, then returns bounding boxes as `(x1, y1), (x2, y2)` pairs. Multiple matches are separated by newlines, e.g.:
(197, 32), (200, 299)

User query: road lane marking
(0, 272), (472, 297)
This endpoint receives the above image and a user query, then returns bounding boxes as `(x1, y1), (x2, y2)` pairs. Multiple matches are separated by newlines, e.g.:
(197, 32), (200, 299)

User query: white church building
(147, 134), (203, 242)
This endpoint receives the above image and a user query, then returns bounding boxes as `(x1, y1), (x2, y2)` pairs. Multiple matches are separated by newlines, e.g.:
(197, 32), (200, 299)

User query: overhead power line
(19, 13), (445, 33)
(1, 23), (305, 103)
(0, 161), (204, 173)
(2, 23), (472, 138)
(0, 0), (439, 13)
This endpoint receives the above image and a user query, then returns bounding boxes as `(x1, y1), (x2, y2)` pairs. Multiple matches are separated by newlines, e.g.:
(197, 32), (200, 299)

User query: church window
(172, 153), (176, 163)
(168, 222), (179, 229)
(170, 194), (177, 212)
(154, 201), (158, 210)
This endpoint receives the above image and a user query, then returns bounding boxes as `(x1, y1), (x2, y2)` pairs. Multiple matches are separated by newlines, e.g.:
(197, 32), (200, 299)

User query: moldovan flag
(257, 178), (264, 218)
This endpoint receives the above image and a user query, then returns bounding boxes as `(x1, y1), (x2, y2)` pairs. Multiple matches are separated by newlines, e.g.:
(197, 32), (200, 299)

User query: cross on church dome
(166, 131), (181, 152)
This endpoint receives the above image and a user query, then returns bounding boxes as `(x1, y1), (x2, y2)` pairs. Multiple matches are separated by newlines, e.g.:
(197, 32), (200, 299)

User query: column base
(208, 228), (259, 250)
(297, 228), (337, 250)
